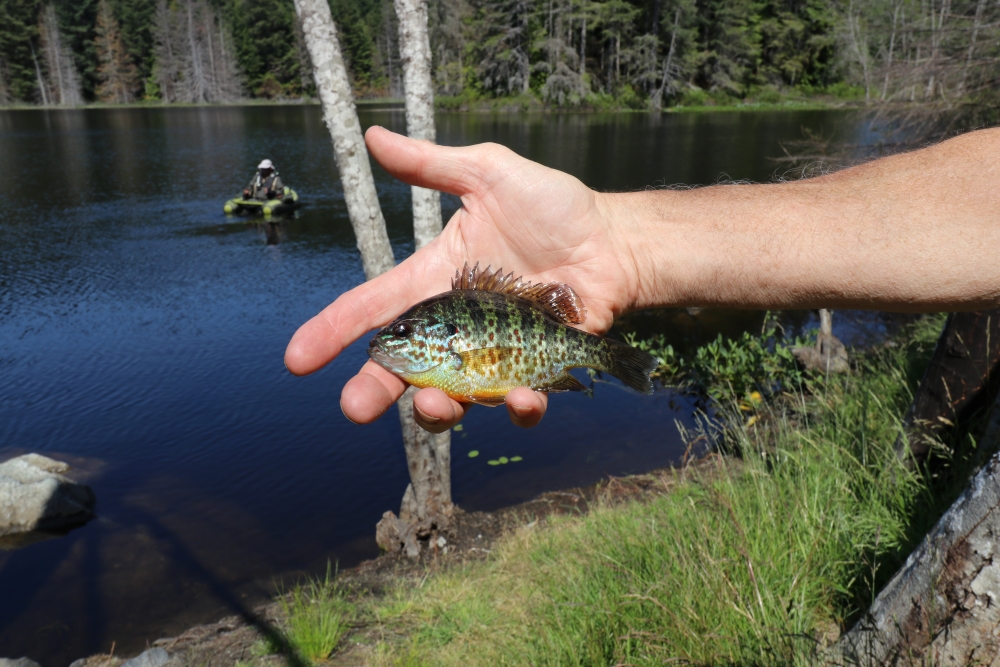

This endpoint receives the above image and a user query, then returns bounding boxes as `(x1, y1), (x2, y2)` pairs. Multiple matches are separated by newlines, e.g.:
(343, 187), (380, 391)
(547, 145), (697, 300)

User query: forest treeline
(0, 0), (997, 109)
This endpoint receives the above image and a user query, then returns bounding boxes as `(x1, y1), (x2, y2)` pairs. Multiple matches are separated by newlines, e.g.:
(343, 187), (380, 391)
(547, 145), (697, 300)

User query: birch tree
(293, 0), (395, 280)
(390, 0), (453, 554)
(296, 0), (453, 558)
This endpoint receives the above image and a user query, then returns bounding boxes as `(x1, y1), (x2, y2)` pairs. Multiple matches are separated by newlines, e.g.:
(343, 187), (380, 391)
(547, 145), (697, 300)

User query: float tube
(224, 187), (300, 217)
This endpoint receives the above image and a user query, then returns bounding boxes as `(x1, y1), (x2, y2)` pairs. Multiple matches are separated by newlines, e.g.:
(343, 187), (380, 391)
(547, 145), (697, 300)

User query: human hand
(284, 126), (644, 431)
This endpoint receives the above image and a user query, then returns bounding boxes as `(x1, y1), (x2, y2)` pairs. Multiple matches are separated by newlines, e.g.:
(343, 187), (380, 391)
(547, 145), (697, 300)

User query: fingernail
(509, 403), (531, 417)
(340, 402), (361, 425)
(414, 405), (440, 424)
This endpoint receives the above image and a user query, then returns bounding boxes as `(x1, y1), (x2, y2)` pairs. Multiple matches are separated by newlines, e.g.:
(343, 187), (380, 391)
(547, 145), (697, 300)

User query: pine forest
(0, 0), (997, 110)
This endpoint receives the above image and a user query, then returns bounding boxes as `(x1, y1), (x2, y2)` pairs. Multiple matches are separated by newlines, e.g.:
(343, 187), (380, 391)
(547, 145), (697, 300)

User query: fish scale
(368, 264), (657, 406)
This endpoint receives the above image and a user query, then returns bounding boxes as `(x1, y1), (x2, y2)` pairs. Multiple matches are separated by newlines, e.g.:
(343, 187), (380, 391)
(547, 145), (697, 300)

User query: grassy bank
(257, 314), (982, 666)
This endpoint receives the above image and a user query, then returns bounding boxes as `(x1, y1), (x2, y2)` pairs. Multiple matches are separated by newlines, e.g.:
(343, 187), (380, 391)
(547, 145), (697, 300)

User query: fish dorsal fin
(451, 262), (587, 325)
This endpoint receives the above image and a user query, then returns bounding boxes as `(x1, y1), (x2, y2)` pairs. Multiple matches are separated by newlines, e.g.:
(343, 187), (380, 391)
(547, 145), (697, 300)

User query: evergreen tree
(0, 0), (43, 101)
(228, 0), (300, 97)
(94, 0), (140, 102)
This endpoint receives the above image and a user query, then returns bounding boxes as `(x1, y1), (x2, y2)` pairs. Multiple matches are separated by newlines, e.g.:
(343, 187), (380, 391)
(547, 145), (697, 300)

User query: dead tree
(374, 0), (453, 559)
(38, 5), (83, 105)
(295, 0), (453, 558)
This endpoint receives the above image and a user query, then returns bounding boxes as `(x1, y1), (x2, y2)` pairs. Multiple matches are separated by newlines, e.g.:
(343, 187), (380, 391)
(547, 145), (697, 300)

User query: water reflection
(0, 105), (876, 664)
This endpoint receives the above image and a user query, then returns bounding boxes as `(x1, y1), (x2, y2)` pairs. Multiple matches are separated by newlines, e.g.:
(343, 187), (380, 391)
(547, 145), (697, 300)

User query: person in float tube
(243, 159), (284, 201)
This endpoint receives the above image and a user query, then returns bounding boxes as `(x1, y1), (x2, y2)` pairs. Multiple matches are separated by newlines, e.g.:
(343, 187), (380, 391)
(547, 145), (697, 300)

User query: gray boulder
(120, 649), (170, 667)
(0, 658), (43, 667)
(0, 454), (95, 537)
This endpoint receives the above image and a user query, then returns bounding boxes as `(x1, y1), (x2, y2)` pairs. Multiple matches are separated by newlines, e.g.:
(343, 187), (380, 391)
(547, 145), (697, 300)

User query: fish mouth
(367, 340), (438, 375)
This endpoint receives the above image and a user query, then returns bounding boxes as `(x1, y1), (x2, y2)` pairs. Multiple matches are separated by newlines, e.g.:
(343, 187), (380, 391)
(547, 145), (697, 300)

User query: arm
(270, 175), (284, 198)
(609, 129), (1000, 313)
(285, 126), (1000, 431)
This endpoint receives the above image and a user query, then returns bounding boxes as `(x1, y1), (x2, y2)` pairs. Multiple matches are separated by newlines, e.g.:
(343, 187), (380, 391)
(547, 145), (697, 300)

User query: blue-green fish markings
(368, 263), (658, 406)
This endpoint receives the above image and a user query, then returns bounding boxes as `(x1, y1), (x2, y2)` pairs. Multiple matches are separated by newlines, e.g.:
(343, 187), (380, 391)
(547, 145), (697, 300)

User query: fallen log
(834, 413), (1000, 665)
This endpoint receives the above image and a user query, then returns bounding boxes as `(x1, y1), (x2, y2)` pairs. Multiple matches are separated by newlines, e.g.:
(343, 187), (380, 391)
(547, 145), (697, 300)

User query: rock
(119, 649), (170, 667)
(0, 659), (42, 667)
(0, 454), (95, 537)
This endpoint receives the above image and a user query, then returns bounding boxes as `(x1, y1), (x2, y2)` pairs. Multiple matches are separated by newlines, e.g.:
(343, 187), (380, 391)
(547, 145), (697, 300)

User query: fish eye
(392, 322), (413, 338)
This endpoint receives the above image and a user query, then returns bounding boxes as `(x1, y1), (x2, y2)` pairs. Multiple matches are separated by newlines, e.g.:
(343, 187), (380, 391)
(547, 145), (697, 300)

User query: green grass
(358, 315), (960, 666)
(277, 565), (354, 664)
(274, 315), (976, 665)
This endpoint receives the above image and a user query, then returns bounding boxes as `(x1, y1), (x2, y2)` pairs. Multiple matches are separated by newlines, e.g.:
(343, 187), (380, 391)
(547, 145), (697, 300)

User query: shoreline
(0, 96), (866, 115)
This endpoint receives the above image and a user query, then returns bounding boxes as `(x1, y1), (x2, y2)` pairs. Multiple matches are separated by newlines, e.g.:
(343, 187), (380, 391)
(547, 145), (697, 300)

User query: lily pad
(510, 456), (523, 462)
(468, 450), (479, 458)
(498, 456), (509, 464)
(487, 460), (500, 466)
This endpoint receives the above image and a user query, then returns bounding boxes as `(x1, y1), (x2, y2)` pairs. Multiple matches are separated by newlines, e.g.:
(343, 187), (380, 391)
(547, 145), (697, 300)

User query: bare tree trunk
(652, 8), (680, 111)
(388, 0), (453, 557)
(960, 0), (987, 93)
(579, 14), (586, 78)
(30, 41), (50, 106)
(880, 2), (900, 101)
(393, 0), (442, 249)
(293, 0), (395, 280)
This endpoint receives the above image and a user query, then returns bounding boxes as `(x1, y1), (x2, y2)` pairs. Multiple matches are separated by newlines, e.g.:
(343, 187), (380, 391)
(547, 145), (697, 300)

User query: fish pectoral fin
(457, 347), (518, 371)
(538, 373), (588, 393)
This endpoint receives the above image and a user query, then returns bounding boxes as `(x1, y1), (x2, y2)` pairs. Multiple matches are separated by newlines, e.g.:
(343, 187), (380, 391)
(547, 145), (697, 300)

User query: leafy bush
(625, 313), (810, 404)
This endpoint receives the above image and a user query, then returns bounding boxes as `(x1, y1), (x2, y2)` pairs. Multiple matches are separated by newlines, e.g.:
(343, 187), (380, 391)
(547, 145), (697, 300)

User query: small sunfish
(368, 263), (657, 406)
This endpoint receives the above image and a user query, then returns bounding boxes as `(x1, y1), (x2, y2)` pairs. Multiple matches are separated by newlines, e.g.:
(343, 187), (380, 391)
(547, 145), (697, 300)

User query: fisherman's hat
(258, 159), (274, 170)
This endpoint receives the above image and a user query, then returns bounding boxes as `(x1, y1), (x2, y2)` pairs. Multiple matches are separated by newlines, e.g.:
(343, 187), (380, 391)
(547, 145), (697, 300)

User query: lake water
(0, 105), (887, 664)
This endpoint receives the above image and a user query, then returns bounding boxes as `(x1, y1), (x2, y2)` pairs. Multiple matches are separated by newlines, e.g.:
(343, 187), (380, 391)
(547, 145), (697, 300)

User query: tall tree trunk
(29, 41), (49, 106)
(579, 14), (586, 77)
(393, 0), (442, 249)
(880, 2), (899, 101)
(293, 0), (395, 280)
(960, 0), (987, 93)
(390, 0), (453, 555)
(652, 8), (680, 110)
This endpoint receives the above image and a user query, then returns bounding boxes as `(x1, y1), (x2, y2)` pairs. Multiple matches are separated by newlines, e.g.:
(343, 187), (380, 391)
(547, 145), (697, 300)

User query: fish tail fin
(600, 338), (658, 395)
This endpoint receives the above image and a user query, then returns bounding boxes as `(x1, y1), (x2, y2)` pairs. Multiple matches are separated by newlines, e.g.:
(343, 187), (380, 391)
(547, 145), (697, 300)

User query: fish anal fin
(452, 262), (587, 325)
(457, 347), (517, 371)
(538, 373), (588, 393)
(466, 396), (505, 407)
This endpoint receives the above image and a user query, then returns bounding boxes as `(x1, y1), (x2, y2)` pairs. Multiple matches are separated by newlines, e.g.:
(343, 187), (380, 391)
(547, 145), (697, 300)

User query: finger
(340, 361), (408, 424)
(365, 125), (513, 197)
(505, 388), (548, 428)
(284, 252), (452, 376)
(412, 387), (470, 433)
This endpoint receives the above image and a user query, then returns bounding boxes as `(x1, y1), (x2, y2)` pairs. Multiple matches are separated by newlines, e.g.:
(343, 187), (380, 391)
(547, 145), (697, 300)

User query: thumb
(365, 126), (513, 197)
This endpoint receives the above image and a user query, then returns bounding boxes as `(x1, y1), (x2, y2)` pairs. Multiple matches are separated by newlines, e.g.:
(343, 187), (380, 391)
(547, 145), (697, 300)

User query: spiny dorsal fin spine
(452, 262), (587, 325)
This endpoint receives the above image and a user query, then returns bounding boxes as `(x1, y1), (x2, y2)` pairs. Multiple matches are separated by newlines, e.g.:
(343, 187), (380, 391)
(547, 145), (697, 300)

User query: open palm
(284, 126), (638, 430)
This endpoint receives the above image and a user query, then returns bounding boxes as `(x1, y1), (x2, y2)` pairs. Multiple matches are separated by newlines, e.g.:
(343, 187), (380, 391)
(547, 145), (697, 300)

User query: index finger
(284, 251), (452, 375)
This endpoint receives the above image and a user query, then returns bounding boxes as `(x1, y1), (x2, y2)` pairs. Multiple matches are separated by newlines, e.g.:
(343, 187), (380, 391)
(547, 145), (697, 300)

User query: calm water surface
(0, 106), (885, 664)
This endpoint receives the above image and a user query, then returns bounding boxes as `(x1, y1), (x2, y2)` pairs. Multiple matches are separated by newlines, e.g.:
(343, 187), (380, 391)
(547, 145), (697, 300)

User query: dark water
(0, 106), (886, 664)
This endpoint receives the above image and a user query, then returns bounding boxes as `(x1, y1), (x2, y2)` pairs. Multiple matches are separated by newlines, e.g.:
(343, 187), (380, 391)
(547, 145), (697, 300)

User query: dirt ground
(72, 460), (715, 667)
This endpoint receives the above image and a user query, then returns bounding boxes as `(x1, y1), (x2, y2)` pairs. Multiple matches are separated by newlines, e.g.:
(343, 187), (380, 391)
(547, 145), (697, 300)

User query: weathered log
(895, 310), (1000, 467)
(833, 428), (1000, 665)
